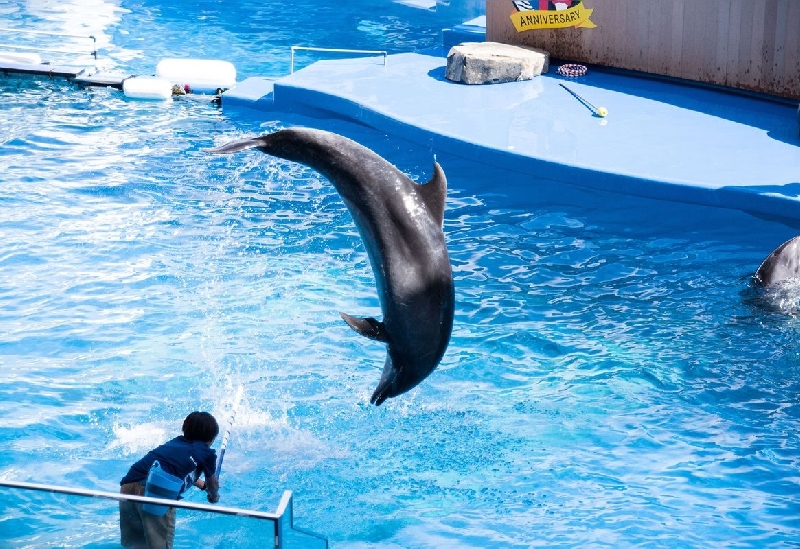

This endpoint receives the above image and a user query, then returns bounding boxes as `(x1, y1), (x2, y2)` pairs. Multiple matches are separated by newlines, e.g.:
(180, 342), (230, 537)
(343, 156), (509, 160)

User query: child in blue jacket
(119, 411), (221, 549)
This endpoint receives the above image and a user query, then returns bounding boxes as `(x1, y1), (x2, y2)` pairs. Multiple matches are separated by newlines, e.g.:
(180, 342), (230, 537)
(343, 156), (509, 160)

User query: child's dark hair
(182, 411), (219, 442)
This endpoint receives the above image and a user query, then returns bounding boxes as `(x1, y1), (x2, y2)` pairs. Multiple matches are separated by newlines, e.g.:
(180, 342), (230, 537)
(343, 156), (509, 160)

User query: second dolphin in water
(210, 128), (455, 405)
(753, 235), (800, 287)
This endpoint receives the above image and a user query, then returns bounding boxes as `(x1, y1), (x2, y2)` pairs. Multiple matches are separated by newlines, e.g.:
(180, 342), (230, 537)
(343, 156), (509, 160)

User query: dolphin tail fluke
(340, 312), (388, 342)
(370, 379), (392, 406)
(207, 136), (268, 155)
(370, 360), (397, 406)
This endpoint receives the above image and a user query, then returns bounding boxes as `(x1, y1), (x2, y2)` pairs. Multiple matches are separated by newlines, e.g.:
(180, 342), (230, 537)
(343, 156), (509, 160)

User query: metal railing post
(0, 28), (98, 61)
(289, 45), (387, 74)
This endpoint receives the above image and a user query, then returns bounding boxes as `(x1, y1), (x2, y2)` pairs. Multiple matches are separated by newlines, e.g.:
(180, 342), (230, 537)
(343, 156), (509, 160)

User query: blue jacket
(120, 436), (217, 495)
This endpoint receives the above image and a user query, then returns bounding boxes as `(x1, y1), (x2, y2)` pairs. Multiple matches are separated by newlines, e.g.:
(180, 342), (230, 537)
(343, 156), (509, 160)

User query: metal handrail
(1, 479), (282, 547)
(0, 43), (95, 59)
(0, 479), (328, 548)
(274, 489), (329, 546)
(0, 27), (97, 60)
(290, 45), (387, 73)
(0, 479), (282, 520)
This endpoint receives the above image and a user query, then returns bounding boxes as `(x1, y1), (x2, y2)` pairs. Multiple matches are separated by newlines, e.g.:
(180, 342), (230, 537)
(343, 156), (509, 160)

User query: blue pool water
(2, 1), (800, 547)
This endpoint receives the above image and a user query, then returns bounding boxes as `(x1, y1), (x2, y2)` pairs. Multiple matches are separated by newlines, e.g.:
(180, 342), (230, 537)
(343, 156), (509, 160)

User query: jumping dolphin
(210, 128), (455, 405)
(754, 235), (800, 286)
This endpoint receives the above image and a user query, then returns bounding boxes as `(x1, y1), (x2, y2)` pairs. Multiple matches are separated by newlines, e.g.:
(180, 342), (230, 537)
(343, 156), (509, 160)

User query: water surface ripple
(1, 1), (799, 547)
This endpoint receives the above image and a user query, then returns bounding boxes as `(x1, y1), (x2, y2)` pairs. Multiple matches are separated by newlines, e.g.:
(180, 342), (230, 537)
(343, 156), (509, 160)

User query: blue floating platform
(222, 47), (800, 224)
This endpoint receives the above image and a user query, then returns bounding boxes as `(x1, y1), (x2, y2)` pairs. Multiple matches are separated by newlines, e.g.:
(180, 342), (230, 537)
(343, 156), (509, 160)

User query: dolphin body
(210, 128), (454, 405)
(754, 235), (800, 286)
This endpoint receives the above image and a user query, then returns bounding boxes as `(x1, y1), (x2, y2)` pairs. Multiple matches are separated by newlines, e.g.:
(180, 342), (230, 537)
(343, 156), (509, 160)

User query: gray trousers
(119, 482), (176, 549)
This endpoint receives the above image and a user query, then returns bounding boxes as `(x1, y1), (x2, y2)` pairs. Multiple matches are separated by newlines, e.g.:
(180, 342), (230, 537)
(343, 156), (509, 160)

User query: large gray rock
(446, 42), (549, 85)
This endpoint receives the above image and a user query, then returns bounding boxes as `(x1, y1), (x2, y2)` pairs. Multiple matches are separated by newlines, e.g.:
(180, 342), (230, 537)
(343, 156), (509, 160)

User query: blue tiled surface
(222, 50), (800, 222)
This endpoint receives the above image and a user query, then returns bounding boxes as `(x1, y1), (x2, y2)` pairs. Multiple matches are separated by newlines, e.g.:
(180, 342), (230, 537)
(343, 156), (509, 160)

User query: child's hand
(205, 474), (220, 503)
(194, 479), (206, 490)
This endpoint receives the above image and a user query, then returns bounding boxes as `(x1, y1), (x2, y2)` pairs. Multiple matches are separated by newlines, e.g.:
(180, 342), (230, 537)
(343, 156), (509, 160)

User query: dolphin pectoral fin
(206, 136), (269, 155)
(340, 312), (388, 342)
(416, 161), (447, 227)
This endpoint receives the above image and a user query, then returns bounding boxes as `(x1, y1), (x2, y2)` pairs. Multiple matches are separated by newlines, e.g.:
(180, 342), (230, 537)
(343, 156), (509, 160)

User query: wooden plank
(760, 0), (779, 92)
(607, 0), (627, 66)
(644, 0), (661, 75)
(667, 1), (688, 78)
(735, 0), (754, 89)
(725, 0), (743, 89)
(787, 0), (800, 97)
(679, 1), (714, 83)
(486, 0), (799, 97)
(749, 0), (766, 90)
(713, 0), (732, 85)
(696, 0), (719, 83)
(770, 0), (788, 93)
(628, 0), (650, 72)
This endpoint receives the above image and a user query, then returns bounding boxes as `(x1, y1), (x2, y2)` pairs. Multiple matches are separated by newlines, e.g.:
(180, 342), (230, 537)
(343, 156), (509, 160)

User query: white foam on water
(108, 422), (169, 456)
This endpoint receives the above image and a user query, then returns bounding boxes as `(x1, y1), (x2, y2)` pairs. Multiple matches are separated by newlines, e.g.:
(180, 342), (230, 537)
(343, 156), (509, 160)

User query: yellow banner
(511, 3), (596, 32)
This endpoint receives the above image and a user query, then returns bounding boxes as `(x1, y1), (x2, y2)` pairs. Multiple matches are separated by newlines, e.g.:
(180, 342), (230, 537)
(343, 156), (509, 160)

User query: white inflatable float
(122, 76), (173, 100)
(155, 58), (236, 94)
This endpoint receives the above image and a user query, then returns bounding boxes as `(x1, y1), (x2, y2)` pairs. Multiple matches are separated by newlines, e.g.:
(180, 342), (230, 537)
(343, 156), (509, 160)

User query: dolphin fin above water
(754, 235), (800, 287)
(414, 162), (447, 227)
(209, 127), (455, 406)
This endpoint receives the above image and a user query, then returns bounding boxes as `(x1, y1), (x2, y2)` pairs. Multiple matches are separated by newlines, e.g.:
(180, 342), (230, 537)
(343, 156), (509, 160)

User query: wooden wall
(486, 0), (800, 99)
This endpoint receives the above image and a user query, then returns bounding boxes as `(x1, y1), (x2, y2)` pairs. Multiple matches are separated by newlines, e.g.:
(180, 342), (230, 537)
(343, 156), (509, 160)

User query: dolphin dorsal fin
(340, 312), (388, 342)
(416, 162), (447, 227)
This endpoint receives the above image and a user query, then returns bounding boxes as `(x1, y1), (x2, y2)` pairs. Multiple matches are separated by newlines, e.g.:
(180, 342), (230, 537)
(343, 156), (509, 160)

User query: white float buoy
(155, 58), (236, 94)
(122, 76), (173, 100)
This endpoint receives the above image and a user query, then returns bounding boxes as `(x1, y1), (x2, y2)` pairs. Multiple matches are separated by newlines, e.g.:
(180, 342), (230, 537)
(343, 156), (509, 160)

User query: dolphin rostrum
(210, 128), (454, 405)
(754, 235), (800, 287)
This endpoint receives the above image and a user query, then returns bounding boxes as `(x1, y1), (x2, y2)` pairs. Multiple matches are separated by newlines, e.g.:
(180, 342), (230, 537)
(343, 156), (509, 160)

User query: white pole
(215, 384), (245, 477)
